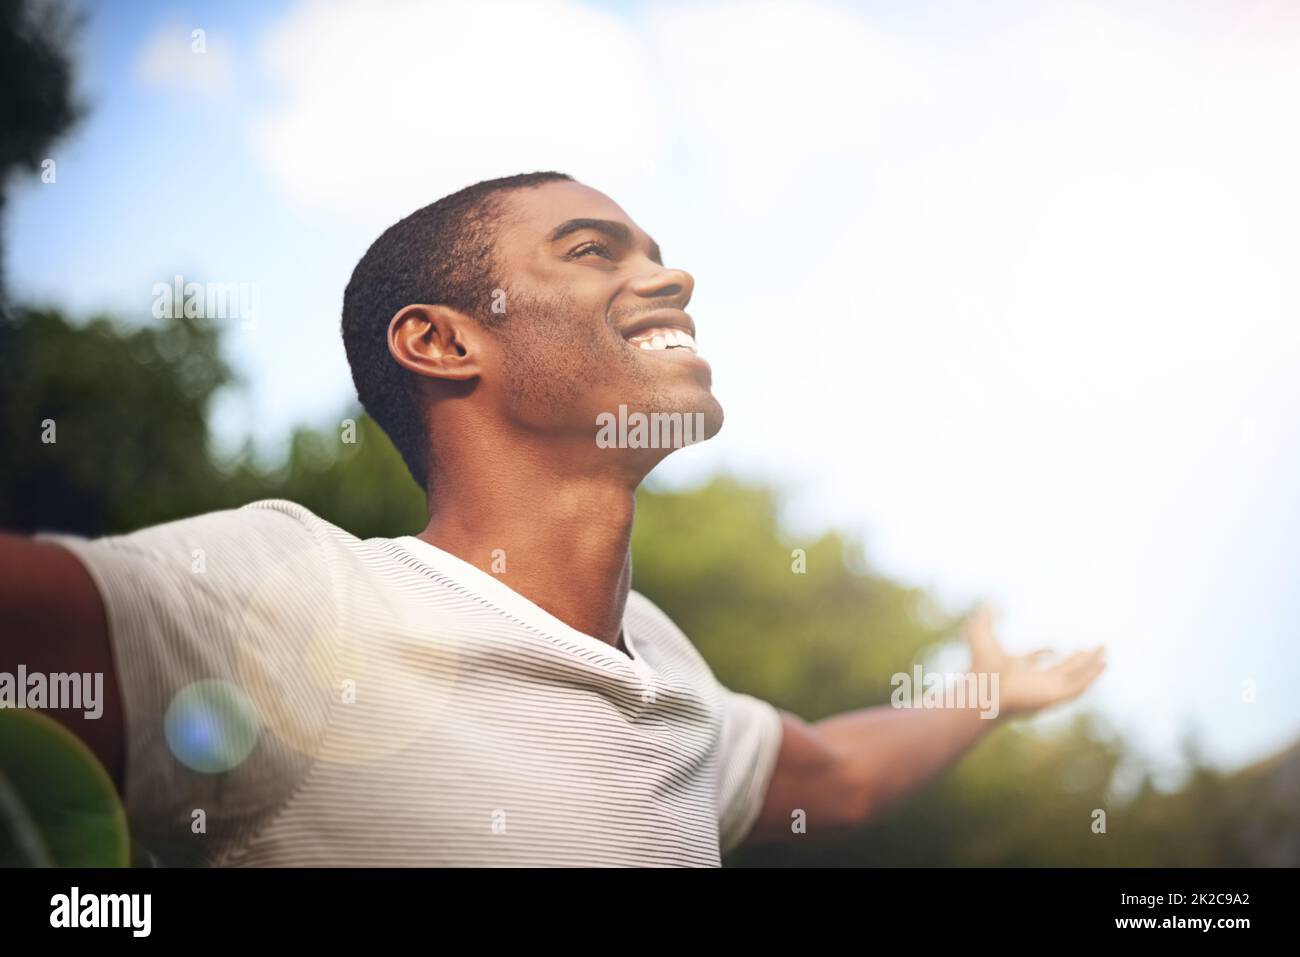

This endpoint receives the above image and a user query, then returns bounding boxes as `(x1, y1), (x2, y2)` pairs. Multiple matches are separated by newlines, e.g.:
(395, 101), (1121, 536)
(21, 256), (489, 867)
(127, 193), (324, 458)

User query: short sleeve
(37, 501), (339, 865)
(716, 687), (784, 855)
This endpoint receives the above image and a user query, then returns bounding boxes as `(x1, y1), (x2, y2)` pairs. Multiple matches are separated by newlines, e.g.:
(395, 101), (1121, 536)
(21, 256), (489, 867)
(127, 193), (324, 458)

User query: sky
(9, 0), (1300, 776)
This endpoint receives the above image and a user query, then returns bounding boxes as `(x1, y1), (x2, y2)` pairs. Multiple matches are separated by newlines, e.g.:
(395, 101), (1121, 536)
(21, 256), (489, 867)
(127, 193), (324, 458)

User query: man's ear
(387, 304), (481, 381)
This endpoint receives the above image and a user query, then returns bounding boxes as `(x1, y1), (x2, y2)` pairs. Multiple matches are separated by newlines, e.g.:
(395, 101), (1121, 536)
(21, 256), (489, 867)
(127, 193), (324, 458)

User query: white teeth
(630, 327), (698, 352)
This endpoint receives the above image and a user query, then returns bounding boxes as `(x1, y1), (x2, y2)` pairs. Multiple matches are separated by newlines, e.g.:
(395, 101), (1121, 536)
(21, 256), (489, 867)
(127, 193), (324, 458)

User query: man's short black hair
(341, 170), (574, 490)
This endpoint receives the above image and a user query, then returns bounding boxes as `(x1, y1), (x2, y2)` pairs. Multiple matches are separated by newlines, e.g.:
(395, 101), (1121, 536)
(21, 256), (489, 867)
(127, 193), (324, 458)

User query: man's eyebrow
(548, 218), (663, 265)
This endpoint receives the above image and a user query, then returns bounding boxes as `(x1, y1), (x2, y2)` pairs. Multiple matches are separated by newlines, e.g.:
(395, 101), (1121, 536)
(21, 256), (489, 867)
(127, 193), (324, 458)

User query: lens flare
(164, 680), (260, 773)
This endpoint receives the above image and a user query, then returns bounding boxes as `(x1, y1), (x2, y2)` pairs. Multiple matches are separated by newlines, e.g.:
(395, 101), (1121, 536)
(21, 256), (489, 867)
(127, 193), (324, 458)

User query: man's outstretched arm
(742, 606), (1107, 845)
(0, 533), (125, 791)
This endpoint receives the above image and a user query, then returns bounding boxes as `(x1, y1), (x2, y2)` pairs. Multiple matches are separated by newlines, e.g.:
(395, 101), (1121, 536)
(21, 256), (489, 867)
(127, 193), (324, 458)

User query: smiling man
(1, 171), (1105, 866)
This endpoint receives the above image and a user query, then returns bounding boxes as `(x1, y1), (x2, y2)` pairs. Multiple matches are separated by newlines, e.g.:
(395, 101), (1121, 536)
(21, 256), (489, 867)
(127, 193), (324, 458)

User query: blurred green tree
(0, 308), (232, 534)
(0, 0), (84, 304)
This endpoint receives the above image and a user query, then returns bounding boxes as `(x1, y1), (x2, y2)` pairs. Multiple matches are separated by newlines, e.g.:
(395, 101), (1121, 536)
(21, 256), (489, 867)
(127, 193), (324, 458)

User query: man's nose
(628, 265), (694, 306)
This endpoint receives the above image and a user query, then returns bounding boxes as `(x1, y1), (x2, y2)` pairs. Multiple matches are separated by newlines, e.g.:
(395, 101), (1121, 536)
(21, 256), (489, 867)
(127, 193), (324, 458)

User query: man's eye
(569, 242), (613, 260)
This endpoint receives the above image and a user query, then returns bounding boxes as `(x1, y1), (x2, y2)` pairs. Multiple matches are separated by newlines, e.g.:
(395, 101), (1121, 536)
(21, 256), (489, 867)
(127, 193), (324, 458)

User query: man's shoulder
(154, 498), (351, 540)
(625, 588), (676, 629)
(236, 498), (355, 541)
(56, 499), (359, 568)
(625, 589), (714, 671)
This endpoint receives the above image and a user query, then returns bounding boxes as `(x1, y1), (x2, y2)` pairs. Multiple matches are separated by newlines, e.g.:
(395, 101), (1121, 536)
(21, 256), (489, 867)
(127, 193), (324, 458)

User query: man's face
(480, 181), (722, 448)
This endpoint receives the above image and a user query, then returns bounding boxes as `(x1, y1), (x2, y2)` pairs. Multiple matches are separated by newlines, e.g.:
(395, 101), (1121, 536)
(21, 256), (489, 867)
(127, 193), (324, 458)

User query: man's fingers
(1050, 649), (1107, 700)
(1068, 647), (1107, 678)
(1070, 652), (1107, 689)
(963, 603), (1000, 657)
(1046, 647), (1104, 678)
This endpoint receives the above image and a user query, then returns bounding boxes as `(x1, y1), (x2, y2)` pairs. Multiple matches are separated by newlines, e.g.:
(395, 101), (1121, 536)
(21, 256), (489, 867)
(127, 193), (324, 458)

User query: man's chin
(659, 389), (724, 443)
(698, 395), (724, 440)
(590, 393), (723, 452)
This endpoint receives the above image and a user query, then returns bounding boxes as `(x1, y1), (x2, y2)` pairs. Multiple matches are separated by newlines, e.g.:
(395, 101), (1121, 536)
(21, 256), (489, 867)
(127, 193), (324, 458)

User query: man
(0, 172), (1105, 866)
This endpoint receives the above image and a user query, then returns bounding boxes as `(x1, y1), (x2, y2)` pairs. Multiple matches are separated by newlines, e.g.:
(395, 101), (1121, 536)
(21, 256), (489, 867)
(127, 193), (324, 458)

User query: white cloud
(135, 23), (234, 98)
(646, 0), (934, 220)
(253, 0), (668, 228)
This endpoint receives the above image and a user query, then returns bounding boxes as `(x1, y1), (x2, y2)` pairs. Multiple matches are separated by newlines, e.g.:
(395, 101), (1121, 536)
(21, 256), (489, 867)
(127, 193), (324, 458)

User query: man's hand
(964, 603), (1106, 720)
(743, 604), (1108, 848)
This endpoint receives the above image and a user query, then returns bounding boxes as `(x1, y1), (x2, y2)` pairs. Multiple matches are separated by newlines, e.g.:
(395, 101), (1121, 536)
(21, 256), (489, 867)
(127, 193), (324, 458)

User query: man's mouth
(625, 327), (698, 353)
(618, 310), (700, 354)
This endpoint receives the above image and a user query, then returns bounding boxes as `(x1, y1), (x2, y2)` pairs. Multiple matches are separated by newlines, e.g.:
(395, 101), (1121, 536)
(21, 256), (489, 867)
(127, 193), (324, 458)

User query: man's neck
(417, 460), (639, 647)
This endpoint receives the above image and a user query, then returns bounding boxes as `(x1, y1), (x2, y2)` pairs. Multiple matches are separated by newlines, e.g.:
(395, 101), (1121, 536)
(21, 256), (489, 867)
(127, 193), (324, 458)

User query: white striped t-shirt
(44, 499), (784, 867)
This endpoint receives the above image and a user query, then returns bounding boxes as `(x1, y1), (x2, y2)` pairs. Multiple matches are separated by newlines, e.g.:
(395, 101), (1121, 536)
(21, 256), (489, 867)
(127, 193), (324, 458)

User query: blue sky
(9, 0), (1300, 776)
